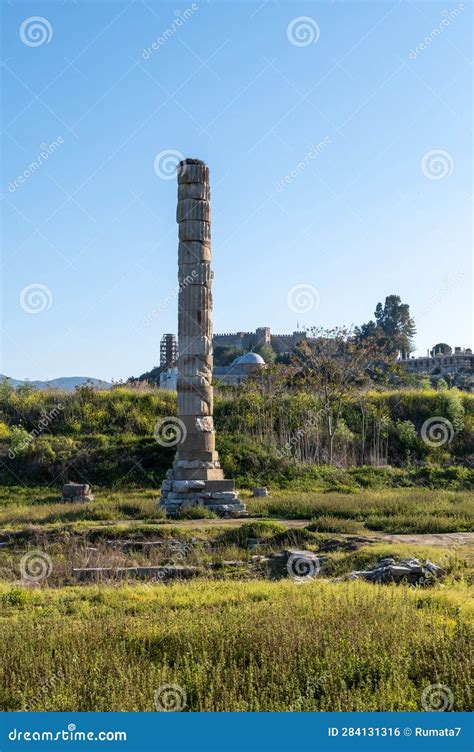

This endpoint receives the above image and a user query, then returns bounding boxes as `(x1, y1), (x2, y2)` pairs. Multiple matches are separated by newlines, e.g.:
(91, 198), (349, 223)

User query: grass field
(1, 484), (472, 712)
(1, 486), (473, 533)
(1, 579), (472, 712)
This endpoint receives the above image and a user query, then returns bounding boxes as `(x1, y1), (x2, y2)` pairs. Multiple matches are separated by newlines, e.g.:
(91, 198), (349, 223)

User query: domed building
(231, 352), (265, 372)
(159, 350), (266, 390)
(214, 351), (266, 386)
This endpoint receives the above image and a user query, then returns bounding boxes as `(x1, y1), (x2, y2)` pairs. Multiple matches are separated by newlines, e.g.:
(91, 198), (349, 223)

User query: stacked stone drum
(160, 158), (246, 517)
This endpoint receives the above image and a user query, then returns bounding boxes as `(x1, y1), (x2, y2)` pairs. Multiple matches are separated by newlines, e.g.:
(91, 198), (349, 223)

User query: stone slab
(178, 336), (212, 357)
(177, 198), (210, 223)
(178, 182), (210, 201)
(176, 430), (215, 453)
(62, 483), (91, 498)
(173, 480), (206, 492)
(178, 220), (211, 243)
(73, 566), (200, 582)
(178, 241), (211, 265)
(178, 392), (212, 416)
(175, 450), (219, 462)
(172, 468), (224, 482)
(178, 161), (209, 184)
(179, 262), (212, 286)
(179, 354), (212, 379)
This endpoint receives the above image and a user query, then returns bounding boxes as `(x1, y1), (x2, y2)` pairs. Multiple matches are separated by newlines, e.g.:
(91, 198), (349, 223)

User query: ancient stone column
(160, 159), (246, 517)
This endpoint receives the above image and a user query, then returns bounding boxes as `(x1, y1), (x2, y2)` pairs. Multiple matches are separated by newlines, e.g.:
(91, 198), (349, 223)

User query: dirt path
(161, 517), (474, 548)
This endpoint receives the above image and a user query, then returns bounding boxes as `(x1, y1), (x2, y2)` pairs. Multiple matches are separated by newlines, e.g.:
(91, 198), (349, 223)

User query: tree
(254, 343), (276, 364)
(374, 295), (416, 358)
(213, 346), (244, 366)
(355, 295), (416, 360)
(291, 327), (375, 465)
(16, 379), (36, 396)
(0, 377), (14, 400)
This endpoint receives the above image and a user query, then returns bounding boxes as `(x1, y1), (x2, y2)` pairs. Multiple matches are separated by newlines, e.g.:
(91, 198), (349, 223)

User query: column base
(159, 472), (247, 517)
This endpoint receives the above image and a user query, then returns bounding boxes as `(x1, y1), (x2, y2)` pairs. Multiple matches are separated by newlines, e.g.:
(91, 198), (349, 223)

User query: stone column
(160, 159), (246, 517)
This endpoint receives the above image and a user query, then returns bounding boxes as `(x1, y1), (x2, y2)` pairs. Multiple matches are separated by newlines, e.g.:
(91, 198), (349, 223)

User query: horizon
(2, 0), (472, 382)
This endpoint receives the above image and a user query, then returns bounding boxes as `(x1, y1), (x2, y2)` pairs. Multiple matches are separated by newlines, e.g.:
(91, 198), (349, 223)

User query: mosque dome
(231, 352), (265, 367)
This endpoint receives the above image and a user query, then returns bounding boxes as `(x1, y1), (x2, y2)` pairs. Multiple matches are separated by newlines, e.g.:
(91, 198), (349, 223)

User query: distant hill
(0, 375), (112, 391)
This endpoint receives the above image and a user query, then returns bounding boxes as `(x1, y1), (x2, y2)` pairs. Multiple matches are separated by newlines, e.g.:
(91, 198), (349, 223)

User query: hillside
(0, 375), (112, 391)
(0, 385), (472, 489)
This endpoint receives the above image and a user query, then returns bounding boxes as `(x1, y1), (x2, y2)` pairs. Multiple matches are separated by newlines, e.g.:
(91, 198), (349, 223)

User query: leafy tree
(355, 295), (416, 360)
(291, 327), (375, 465)
(213, 346), (244, 366)
(394, 419), (417, 463)
(16, 379), (36, 396)
(254, 343), (276, 364)
(374, 295), (416, 357)
(0, 378), (14, 400)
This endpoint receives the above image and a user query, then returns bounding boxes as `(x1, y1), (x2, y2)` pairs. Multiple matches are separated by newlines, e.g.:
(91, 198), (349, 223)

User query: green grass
(1, 487), (472, 534)
(247, 488), (474, 533)
(0, 578), (472, 711)
(0, 487), (166, 527)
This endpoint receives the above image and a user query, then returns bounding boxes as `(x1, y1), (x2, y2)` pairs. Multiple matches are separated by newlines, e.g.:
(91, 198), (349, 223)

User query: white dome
(232, 352), (265, 366)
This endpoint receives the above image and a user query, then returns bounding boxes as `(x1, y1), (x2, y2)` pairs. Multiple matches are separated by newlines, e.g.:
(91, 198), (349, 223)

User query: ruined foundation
(160, 159), (246, 517)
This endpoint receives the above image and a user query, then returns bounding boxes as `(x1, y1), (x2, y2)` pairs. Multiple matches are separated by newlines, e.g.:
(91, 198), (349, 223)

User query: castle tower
(160, 159), (246, 516)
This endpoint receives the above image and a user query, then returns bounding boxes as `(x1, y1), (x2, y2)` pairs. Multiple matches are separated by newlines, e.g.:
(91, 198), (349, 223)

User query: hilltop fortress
(213, 327), (310, 354)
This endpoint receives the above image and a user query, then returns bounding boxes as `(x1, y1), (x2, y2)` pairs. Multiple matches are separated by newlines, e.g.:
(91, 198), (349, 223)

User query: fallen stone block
(342, 557), (445, 586)
(73, 566), (200, 582)
(61, 482), (93, 503)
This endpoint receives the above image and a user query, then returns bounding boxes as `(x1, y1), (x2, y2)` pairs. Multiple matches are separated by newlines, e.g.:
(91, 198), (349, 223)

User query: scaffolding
(160, 333), (178, 369)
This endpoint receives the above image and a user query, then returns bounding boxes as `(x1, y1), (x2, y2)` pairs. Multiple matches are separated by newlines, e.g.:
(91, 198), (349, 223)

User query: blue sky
(1, 0), (472, 381)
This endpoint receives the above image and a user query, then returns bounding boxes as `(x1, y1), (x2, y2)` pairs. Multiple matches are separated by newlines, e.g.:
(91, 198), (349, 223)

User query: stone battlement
(213, 328), (310, 354)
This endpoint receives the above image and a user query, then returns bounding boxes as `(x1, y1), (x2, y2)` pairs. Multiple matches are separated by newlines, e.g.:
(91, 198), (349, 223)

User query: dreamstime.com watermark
(287, 283), (320, 314)
(154, 683), (187, 711)
(154, 416), (187, 447)
(289, 672), (330, 710)
(275, 138), (331, 192)
(421, 683), (454, 711)
(417, 270), (464, 319)
(420, 417), (454, 447)
(287, 16), (320, 47)
(20, 550), (53, 583)
(20, 283), (53, 314)
(8, 138), (64, 192)
(143, 270), (197, 325)
(142, 5), (199, 59)
(22, 669), (65, 711)
(275, 406), (328, 460)
(421, 149), (454, 180)
(8, 725), (127, 743)
(19, 16), (53, 47)
(409, 3), (465, 59)
(287, 552), (321, 581)
(8, 403), (63, 459)
(153, 149), (186, 180)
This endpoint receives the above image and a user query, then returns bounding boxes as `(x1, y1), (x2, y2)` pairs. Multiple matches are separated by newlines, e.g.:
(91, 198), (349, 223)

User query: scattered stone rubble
(73, 565), (199, 582)
(342, 557), (444, 585)
(252, 487), (269, 497)
(61, 483), (94, 503)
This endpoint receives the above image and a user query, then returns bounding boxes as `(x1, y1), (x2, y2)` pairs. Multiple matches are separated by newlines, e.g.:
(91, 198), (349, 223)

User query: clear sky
(1, 0), (472, 382)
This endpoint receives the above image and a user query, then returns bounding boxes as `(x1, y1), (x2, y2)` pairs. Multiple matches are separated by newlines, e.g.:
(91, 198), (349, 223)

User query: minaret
(160, 159), (246, 517)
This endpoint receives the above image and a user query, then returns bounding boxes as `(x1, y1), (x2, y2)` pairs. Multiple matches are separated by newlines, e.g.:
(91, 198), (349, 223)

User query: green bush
(0, 387), (472, 488)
